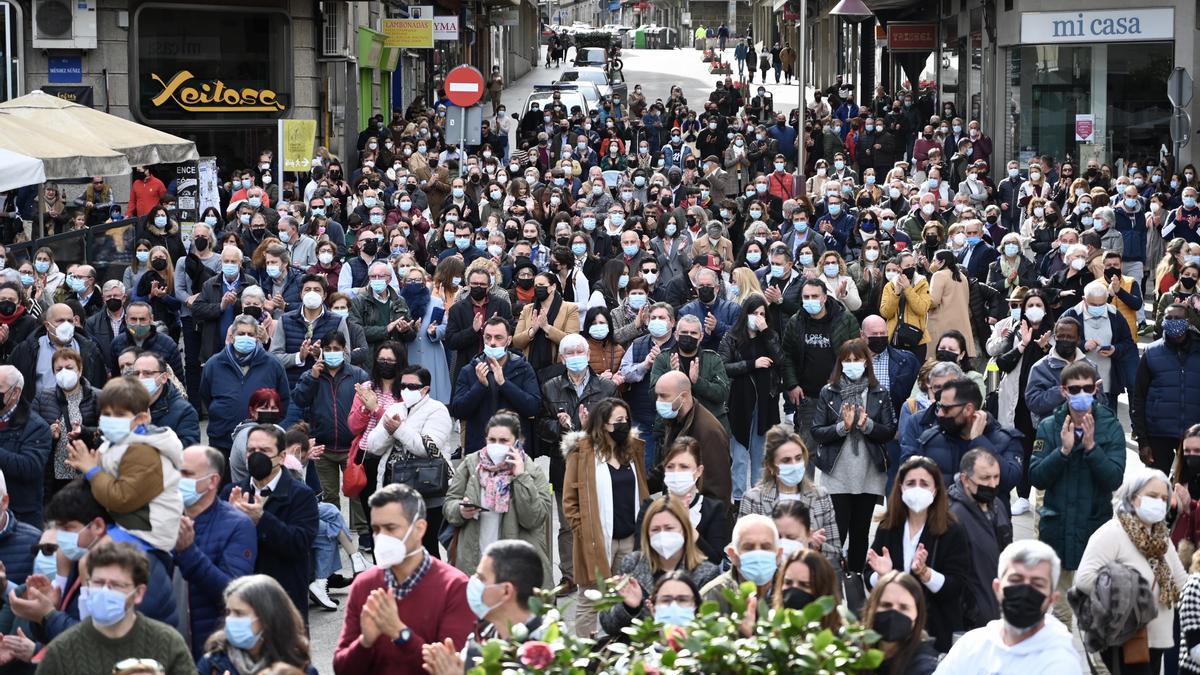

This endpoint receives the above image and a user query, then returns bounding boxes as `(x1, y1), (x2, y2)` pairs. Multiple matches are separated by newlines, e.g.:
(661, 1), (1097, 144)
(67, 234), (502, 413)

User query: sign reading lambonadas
(384, 10), (434, 48)
(150, 70), (286, 113)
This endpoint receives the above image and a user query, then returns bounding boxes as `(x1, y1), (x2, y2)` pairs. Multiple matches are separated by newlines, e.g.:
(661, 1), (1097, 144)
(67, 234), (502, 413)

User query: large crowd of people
(0, 35), (1200, 675)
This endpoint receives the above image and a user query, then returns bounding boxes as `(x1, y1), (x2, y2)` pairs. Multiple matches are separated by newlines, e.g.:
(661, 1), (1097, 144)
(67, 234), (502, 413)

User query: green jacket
(1028, 402), (1126, 570)
(779, 298), (860, 391)
(349, 287), (415, 366)
(649, 347), (731, 434)
(442, 450), (554, 588)
(899, 211), (942, 243)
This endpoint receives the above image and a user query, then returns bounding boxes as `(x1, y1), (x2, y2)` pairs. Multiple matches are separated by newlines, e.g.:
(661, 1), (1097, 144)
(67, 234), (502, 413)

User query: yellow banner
(281, 120), (317, 172)
(383, 18), (433, 48)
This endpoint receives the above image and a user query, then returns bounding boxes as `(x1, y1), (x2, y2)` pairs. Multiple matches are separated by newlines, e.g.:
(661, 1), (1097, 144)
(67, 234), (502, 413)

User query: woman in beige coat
(562, 397), (649, 637)
(925, 249), (975, 358)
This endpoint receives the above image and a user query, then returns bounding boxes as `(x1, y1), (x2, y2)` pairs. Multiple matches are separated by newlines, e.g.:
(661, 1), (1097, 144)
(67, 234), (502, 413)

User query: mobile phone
(462, 501), (491, 513)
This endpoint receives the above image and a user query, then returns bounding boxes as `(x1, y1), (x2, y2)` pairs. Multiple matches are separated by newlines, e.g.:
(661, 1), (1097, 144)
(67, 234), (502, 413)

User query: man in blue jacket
(861, 315), (920, 418)
(221, 425), (318, 624)
(174, 445), (256, 654)
(1113, 183), (1148, 291)
(0, 366), (50, 528)
(900, 377), (1023, 500)
(134, 352), (200, 448)
(107, 302), (183, 379)
(1131, 304), (1200, 472)
(199, 314), (291, 457)
(0, 468), (42, 588)
(270, 274), (349, 387)
(448, 317), (542, 454)
(815, 192), (856, 253)
(678, 268), (741, 350)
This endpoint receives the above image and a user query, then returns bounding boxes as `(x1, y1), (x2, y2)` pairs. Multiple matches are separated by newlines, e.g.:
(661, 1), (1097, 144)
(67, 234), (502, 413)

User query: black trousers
(831, 493), (877, 573)
(1147, 436), (1180, 474)
(1100, 646), (1163, 675)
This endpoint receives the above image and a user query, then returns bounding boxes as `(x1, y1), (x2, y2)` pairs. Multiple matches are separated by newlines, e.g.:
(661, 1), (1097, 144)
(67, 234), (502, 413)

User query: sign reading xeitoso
(150, 71), (285, 112)
(384, 17), (433, 48)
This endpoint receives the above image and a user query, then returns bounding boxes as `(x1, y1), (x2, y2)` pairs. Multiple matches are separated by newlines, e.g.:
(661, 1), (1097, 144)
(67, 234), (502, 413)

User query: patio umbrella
(0, 148), (46, 193)
(0, 90), (198, 177)
(0, 111), (129, 180)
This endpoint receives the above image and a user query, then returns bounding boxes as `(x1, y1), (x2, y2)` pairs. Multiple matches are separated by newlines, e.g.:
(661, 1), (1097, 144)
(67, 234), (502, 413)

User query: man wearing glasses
(132, 353), (200, 448)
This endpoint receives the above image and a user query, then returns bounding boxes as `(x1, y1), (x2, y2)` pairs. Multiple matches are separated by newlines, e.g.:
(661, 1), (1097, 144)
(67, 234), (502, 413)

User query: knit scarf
(476, 447), (517, 513)
(1118, 511), (1180, 608)
(227, 646), (268, 674)
(839, 374), (869, 410)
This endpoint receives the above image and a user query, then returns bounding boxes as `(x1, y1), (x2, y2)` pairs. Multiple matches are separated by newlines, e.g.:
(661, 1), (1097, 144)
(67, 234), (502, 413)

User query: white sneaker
(351, 551), (369, 575)
(1011, 497), (1031, 516)
(308, 579), (339, 611)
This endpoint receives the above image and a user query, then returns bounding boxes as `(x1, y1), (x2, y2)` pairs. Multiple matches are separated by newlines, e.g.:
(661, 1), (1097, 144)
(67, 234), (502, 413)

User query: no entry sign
(445, 65), (486, 108)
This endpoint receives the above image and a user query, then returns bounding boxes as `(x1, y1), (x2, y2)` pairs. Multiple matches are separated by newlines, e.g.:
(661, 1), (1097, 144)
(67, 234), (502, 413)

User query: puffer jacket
(1131, 334), (1200, 441)
(1068, 560), (1157, 653)
(174, 499), (257, 655)
(283, 361), (370, 452)
(30, 380), (101, 445)
(0, 404), (51, 528)
(94, 425), (184, 552)
(270, 308), (351, 387)
(899, 408), (1023, 495)
(1029, 401), (1126, 569)
(947, 479), (1012, 629)
(148, 382), (200, 448)
(0, 509), (41, 588)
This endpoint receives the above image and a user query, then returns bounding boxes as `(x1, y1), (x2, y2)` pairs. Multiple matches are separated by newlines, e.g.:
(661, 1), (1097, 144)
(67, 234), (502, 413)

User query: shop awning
(0, 148), (46, 193)
(0, 90), (198, 179)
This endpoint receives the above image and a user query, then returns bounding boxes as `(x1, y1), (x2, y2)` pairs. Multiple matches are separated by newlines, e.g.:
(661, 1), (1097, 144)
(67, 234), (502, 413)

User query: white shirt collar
(255, 469), (283, 496)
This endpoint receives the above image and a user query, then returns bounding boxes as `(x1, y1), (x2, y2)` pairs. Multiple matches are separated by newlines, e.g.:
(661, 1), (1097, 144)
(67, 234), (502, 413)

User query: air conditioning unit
(33, 0), (97, 50)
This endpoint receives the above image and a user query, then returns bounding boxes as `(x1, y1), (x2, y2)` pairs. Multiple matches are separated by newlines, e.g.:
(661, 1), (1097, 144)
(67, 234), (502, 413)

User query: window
(0, 1), (24, 102)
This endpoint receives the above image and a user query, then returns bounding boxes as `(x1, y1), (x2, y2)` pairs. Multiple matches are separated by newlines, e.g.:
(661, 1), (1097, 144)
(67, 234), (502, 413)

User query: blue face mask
(224, 616), (261, 650)
(628, 294), (648, 310)
(656, 395), (679, 419)
(20, 274), (34, 287)
(1186, 197), (1198, 209)
(746, 251), (762, 265)
(99, 415), (134, 444)
(33, 551), (57, 578)
(648, 318), (669, 337)
(483, 345), (507, 361)
(803, 299), (823, 315)
(842, 361), (865, 380)
(154, 215), (168, 227)
(1086, 304), (1106, 318)
(323, 351), (345, 368)
(828, 204), (842, 216)
(582, 217), (597, 231)
(204, 216), (219, 227)
(966, 236), (982, 246)
(266, 265), (281, 279)
(1124, 198), (1139, 209)
(466, 576), (500, 620)
(136, 251), (150, 263)
(770, 264), (785, 278)
(777, 462), (806, 486)
(233, 335), (258, 355)
(618, 274), (629, 289)
(84, 586), (131, 627)
(248, 197), (262, 209)
(1058, 242), (1071, 255)
(654, 603), (695, 627)
(35, 261), (50, 274)
(623, 244), (640, 257)
(1163, 318), (1190, 339)
(823, 263), (840, 278)
(57, 529), (87, 561)
(366, 279), (388, 296)
(178, 477), (206, 507)
(455, 238), (471, 251)
(1003, 243), (1020, 257)
(565, 354), (590, 372)
(1068, 392), (1094, 412)
(587, 323), (610, 341)
(222, 262), (240, 278)
(738, 550), (778, 586)
(572, 243), (587, 257)
(798, 254), (813, 267)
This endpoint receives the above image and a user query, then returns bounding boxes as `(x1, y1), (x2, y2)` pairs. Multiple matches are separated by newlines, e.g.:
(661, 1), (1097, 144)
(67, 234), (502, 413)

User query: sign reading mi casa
(1021, 8), (1174, 44)
(150, 71), (286, 113)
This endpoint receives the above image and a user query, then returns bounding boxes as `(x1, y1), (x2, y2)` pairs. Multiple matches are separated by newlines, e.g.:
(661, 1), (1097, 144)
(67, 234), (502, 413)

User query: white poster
(1021, 8), (1174, 44)
(434, 16), (459, 41)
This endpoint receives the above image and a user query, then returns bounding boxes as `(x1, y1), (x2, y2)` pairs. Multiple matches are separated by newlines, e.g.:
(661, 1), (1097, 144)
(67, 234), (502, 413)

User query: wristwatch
(393, 627), (413, 646)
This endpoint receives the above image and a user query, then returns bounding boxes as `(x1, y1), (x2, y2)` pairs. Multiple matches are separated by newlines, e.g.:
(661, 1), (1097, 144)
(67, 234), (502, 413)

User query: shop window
(0, 1), (24, 102)
(130, 4), (291, 124)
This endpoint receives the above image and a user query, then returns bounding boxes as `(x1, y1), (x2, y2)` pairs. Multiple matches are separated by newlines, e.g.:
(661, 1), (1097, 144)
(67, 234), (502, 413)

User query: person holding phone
(442, 411), (553, 592)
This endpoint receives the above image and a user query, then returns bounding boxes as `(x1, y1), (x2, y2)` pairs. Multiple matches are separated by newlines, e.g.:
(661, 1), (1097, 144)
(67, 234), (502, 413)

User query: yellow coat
(879, 275), (932, 346)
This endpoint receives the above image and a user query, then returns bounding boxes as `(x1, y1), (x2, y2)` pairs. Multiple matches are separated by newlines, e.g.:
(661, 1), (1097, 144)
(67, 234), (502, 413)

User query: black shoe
(450, 446), (464, 461)
(327, 573), (353, 590)
(358, 532), (374, 552)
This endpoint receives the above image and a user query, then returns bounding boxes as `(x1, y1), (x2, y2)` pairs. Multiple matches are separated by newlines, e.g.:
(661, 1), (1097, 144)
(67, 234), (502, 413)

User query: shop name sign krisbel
(1021, 8), (1174, 44)
(150, 71), (286, 113)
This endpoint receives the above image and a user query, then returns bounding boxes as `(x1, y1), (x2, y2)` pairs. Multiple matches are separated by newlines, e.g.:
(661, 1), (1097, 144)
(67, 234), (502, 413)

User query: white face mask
(54, 321), (75, 343)
(1136, 496), (1167, 524)
(901, 486), (935, 513)
(400, 387), (424, 407)
(778, 538), (805, 557)
(663, 470), (696, 496)
(485, 443), (511, 465)
(373, 521), (421, 568)
(650, 531), (685, 560)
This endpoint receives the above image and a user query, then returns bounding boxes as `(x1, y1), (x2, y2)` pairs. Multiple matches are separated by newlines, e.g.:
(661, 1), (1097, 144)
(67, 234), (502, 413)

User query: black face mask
(902, 267), (916, 281)
(1103, 267), (1122, 282)
(247, 451), (275, 482)
(0, 301), (16, 317)
(938, 413), (964, 436)
(609, 421), (631, 444)
(867, 336), (889, 355)
(193, 236), (210, 252)
(924, 235), (939, 247)
(935, 349), (959, 363)
(1186, 455), (1200, 480)
(972, 482), (997, 504)
(781, 587), (817, 611)
(105, 298), (123, 313)
(1182, 276), (1198, 290)
(697, 287), (717, 304)
(516, 277), (534, 291)
(1044, 212), (1059, 223)
(1054, 339), (1077, 360)
(150, 258), (167, 272)
(256, 409), (282, 426)
(676, 334), (699, 354)
(872, 609), (913, 642)
(1000, 584), (1047, 630)
(241, 306), (263, 321)
(556, 236), (571, 247)
(534, 286), (550, 302)
(375, 361), (397, 380)
(469, 286), (488, 302)
(360, 238), (379, 256)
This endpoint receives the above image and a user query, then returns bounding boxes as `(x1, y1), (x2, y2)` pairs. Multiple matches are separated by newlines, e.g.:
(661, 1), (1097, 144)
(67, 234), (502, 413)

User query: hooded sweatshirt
(933, 616), (1082, 675)
(91, 425), (184, 552)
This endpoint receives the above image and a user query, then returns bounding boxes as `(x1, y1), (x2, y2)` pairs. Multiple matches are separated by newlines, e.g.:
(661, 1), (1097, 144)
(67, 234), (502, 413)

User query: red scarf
(0, 303), (25, 325)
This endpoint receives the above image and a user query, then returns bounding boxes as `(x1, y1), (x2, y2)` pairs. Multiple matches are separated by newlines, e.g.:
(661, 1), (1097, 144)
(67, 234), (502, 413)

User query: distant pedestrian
(717, 23), (730, 51)
(488, 65), (504, 116)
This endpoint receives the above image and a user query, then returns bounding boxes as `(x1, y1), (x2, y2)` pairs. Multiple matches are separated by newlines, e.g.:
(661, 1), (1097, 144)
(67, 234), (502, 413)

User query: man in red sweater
(128, 166), (167, 218)
(334, 484), (474, 674)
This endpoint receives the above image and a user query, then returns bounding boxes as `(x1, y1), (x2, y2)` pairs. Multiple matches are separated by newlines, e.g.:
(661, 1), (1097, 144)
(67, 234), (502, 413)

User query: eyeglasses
(935, 401), (966, 414)
(1064, 384), (1096, 395)
(129, 370), (161, 378)
(87, 580), (134, 592)
(400, 382), (424, 391)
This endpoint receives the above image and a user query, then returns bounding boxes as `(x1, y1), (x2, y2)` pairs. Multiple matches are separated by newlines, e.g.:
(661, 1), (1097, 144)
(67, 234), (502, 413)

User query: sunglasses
(400, 382), (424, 391)
(1064, 384), (1096, 395)
(32, 543), (59, 556)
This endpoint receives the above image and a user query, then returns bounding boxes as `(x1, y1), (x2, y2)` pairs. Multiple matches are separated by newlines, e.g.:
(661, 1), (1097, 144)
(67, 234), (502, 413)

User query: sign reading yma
(1021, 8), (1174, 44)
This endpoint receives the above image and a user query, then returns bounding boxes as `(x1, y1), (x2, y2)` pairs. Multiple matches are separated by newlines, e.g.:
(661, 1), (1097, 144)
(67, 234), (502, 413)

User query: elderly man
(191, 245), (257, 360)
(678, 268), (741, 350)
(349, 261), (415, 369)
(277, 215), (316, 269)
(1113, 182), (1148, 288)
(85, 279), (128, 370)
(861, 315), (920, 418)
(934, 541), (1080, 673)
(654, 370), (731, 504)
(271, 274), (350, 387)
(57, 264), (102, 317)
(649, 314), (730, 433)
(699, 514), (779, 612)
(956, 219), (998, 282)
(199, 313), (290, 457)
(108, 301), (184, 379)
(1060, 280), (1139, 407)
(10, 302), (107, 397)
(0, 366), (51, 527)
(947, 449), (1012, 629)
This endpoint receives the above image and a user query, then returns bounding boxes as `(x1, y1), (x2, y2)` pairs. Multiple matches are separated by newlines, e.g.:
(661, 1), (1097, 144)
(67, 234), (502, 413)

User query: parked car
(559, 67), (627, 102)
(522, 84), (590, 118)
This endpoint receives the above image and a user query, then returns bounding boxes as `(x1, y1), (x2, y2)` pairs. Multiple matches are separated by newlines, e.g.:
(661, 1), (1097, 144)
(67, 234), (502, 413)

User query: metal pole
(459, 106), (467, 177)
(794, 0), (807, 192)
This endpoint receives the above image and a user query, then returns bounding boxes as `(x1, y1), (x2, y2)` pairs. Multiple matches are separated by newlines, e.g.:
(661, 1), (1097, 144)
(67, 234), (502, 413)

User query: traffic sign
(1172, 109), (1191, 149)
(1169, 67), (1194, 108)
(444, 65), (486, 108)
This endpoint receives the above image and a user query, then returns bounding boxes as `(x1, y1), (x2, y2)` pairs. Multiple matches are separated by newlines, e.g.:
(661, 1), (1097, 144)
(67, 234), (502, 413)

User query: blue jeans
(731, 410), (765, 501)
(314, 501), (350, 579)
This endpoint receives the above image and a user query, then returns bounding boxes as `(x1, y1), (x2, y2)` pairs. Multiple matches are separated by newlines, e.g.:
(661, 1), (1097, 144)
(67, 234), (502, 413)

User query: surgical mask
(139, 376), (158, 397)
(84, 586), (131, 627)
(650, 531), (685, 559)
(828, 204), (842, 216)
(841, 362), (865, 380)
(33, 551), (57, 578)
(1068, 392), (1094, 412)
(655, 603), (695, 627)
(802, 299), (822, 315)
(323, 351), (345, 368)
(1186, 197), (1198, 209)
(467, 575), (501, 619)
(823, 263), (839, 278)
(1124, 198), (1139, 209)
(483, 345), (507, 361)
(224, 616), (262, 650)
(648, 318), (670, 337)
(20, 274), (34, 287)
(1086, 304), (1106, 319)
(1003, 243), (1020, 257)
(57, 530), (87, 561)
(55, 368), (79, 391)
(777, 462), (806, 486)
(798, 254), (813, 267)
(1136, 496), (1168, 524)
(265, 264), (282, 279)
(738, 550), (778, 586)
(136, 250), (150, 263)
(178, 477), (207, 507)
(222, 262), (240, 278)
(663, 470), (695, 496)
(248, 197), (262, 209)
(901, 486), (935, 513)
(565, 353), (590, 373)
(99, 415), (135, 444)
(571, 243), (587, 257)
(370, 279), (388, 295)
(233, 335), (257, 354)
(656, 396), (679, 419)
(452, 187), (465, 199)
(35, 261), (50, 274)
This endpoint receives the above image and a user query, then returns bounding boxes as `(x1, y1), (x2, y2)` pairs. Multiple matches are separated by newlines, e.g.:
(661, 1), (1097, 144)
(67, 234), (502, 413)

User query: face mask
(178, 476), (208, 507)
(777, 462), (806, 486)
(676, 335), (699, 354)
(872, 609), (913, 642)
(1000, 583), (1047, 631)
(1186, 197), (1198, 209)
(1002, 243), (1020, 258)
(1165, 318), (1191, 339)
(738, 550), (778, 586)
(650, 531), (685, 560)
(1124, 198), (1139, 210)
(648, 319), (670, 338)
(55, 368), (79, 391)
(33, 551), (57, 577)
(322, 350), (344, 368)
(1054, 339), (1077, 359)
(223, 615), (262, 650)
(921, 203), (936, 216)
(483, 343), (508, 361)
(1136, 496), (1168, 524)
(802, 299), (822, 315)
(84, 586), (132, 627)
(586, 321), (611, 341)
(246, 450), (275, 482)
(57, 529), (87, 561)
(655, 395), (679, 419)
(663, 470), (696, 496)
(795, 220), (809, 232)
(35, 261), (50, 274)
(889, 187), (901, 199)
(823, 263), (840, 278)
(233, 335), (258, 355)
(756, 183), (768, 194)
(828, 204), (842, 216)
(841, 361), (865, 380)
(20, 274), (34, 287)
(99, 415), (135, 444)
(901, 486), (935, 513)
(885, 271), (899, 283)
(136, 250), (150, 264)
(1067, 257), (1086, 272)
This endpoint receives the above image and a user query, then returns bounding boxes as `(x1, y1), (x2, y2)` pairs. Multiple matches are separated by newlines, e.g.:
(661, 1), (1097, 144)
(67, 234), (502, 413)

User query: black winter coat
(718, 328), (782, 446)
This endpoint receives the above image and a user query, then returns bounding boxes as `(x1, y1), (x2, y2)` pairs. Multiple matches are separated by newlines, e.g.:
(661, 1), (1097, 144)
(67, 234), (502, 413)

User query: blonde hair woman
(729, 266), (763, 304)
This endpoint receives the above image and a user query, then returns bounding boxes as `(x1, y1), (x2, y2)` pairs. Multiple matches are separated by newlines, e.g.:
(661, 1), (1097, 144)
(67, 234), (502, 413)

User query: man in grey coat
(948, 449), (1012, 630)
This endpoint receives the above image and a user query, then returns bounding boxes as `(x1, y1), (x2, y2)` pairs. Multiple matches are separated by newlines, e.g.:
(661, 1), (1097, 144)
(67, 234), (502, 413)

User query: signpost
(444, 66), (485, 176)
(1169, 67), (1194, 159)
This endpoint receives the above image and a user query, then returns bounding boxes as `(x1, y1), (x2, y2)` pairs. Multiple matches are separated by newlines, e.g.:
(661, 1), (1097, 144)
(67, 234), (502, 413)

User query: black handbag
(892, 291), (924, 349)
(840, 567), (868, 617)
(388, 435), (451, 499)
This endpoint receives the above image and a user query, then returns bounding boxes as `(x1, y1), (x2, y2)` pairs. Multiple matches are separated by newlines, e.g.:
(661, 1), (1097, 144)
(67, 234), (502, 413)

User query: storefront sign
(1021, 8), (1174, 44)
(1075, 114), (1095, 143)
(887, 23), (938, 52)
(149, 70), (285, 113)
(47, 56), (82, 84)
(41, 85), (93, 107)
(434, 16), (459, 41)
(280, 119), (317, 172)
(384, 6), (434, 48)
